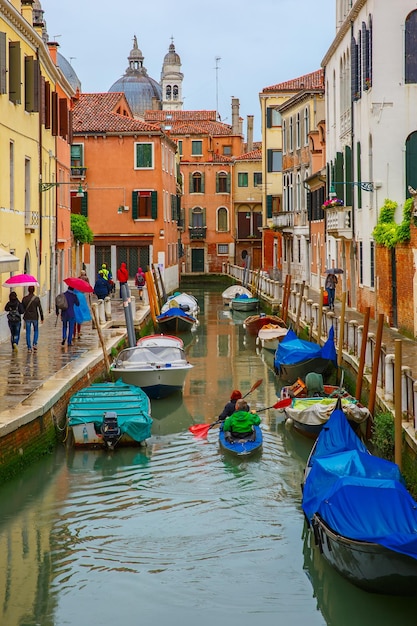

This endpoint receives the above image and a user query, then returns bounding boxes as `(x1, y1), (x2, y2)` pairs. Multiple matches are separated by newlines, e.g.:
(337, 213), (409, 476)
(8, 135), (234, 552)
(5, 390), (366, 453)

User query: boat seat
(226, 427), (256, 442)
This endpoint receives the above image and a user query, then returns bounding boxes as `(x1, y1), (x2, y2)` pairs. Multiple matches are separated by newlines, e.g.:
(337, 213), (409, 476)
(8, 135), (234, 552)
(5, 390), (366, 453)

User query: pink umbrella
(64, 277), (93, 293)
(3, 273), (39, 287)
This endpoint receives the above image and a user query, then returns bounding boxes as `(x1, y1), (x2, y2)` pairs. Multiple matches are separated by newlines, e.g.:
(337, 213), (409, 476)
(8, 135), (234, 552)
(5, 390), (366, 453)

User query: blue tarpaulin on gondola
(302, 408), (417, 560)
(274, 326), (337, 368)
(156, 307), (196, 322)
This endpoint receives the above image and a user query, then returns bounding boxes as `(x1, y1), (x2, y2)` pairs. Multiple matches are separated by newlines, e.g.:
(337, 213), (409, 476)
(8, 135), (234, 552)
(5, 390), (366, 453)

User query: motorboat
(256, 324), (288, 352)
(110, 339), (193, 399)
(222, 284), (252, 306)
(230, 294), (260, 312)
(66, 379), (152, 449)
(137, 334), (184, 349)
(157, 292), (199, 333)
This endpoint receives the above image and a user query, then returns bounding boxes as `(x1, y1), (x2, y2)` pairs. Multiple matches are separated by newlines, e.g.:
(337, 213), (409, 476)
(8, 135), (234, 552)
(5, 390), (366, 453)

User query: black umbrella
(325, 268), (344, 274)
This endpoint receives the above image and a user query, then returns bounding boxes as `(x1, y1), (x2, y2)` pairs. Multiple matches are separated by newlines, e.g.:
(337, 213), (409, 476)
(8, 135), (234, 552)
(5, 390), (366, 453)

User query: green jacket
(223, 410), (261, 433)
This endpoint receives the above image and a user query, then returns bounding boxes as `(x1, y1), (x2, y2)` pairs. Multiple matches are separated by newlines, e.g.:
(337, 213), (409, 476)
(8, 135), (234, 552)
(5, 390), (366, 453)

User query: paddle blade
(272, 397), (292, 410)
(189, 423), (212, 438)
(250, 378), (263, 393)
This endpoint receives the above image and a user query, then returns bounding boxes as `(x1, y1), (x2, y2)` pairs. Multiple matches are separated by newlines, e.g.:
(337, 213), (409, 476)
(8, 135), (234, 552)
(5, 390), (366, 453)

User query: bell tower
(161, 39), (183, 111)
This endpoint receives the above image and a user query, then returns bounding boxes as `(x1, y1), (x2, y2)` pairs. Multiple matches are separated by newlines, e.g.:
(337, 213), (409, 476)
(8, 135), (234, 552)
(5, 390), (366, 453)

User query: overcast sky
(40, 0), (336, 141)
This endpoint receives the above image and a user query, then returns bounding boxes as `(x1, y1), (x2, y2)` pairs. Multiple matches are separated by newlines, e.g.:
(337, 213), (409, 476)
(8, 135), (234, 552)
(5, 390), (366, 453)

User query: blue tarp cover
(156, 307), (196, 322)
(302, 408), (417, 560)
(274, 326), (337, 368)
(67, 379), (152, 442)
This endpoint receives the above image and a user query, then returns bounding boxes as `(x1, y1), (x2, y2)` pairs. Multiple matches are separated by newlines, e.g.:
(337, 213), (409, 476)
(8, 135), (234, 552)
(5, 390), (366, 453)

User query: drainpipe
(37, 46), (42, 270)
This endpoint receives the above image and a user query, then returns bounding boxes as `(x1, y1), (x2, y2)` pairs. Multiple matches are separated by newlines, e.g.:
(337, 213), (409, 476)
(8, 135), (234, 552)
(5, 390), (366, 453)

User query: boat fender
(285, 417), (294, 430)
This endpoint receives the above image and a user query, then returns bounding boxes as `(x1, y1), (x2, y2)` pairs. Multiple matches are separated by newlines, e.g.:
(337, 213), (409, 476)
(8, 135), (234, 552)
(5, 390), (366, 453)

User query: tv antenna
(215, 56), (221, 117)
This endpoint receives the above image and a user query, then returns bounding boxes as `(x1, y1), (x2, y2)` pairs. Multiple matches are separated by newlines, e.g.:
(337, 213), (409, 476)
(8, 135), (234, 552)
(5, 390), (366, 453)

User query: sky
(40, 0), (336, 142)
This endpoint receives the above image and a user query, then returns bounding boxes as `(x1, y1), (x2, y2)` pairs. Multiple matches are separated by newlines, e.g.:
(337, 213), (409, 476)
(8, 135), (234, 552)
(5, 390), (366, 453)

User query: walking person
(22, 286), (44, 352)
(4, 291), (24, 350)
(93, 270), (111, 300)
(116, 262), (129, 298)
(325, 273), (338, 310)
(134, 267), (145, 300)
(56, 287), (79, 347)
(73, 289), (92, 339)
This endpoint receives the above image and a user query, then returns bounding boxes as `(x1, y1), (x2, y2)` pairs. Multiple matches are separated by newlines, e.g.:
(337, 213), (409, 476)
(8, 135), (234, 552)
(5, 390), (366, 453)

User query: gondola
(302, 404), (417, 595)
(274, 327), (337, 384)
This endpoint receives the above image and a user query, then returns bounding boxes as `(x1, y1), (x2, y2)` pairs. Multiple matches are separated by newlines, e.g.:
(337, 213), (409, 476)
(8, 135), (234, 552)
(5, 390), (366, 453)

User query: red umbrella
(3, 273), (39, 287)
(64, 277), (93, 293)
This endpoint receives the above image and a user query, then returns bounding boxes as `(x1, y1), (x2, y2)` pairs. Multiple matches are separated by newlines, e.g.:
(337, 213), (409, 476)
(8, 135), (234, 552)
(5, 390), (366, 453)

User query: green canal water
(1, 288), (417, 625)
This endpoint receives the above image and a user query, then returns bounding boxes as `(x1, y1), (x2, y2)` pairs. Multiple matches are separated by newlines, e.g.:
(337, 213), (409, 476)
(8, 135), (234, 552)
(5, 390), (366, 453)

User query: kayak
(218, 424), (263, 457)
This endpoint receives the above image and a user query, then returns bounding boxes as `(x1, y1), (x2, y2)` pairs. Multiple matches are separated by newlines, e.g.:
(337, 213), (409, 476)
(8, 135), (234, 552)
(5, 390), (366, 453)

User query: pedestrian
(325, 273), (338, 310)
(22, 286), (44, 352)
(56, 287), (79, 347)
(93, 270), (111, 300)
(78, 268), (90, 285)
(218, 389), (242, 421)
(134, 267), (145, 300)
(222, 399), (261, 440)
(4, 291), (24, 350)
(73, 289), (92, 339)
(116, 261), (129, 298)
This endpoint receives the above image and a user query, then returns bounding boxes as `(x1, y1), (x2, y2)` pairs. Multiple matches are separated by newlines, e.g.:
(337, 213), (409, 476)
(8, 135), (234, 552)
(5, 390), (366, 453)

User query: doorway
(191, 249), (204, 272)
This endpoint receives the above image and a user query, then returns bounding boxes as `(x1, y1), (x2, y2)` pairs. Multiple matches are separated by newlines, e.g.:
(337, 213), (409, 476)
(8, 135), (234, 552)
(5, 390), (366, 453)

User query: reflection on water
(2, 288), (417, 626)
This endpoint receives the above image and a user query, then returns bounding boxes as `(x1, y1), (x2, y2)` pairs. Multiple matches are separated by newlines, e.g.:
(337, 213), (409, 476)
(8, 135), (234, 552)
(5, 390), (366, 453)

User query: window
(132, 190), (157, 219)
(217, 207), (228, 232)
(71, 144), (85, 177)
(406, 10), (417, 83)
(223, 145), (232, 155)
(173, 85), (179, 100)
(217, 244), (229, 255)
(267, 150), (282, 172)
(166, 85), (172, 100)
(135, 142), (153, 169)
(178, 140), (183, 156)
(266, 107), (282, 127)
(191, 140), (203, 156)
(289, 117), (293, 151)
(370, 240), (375, 288)
(283, 119), (287, 154)
(238, 172), (248, 187)
(190, 172), (204, 193)
(303, 107), (310, 145)
(296, 112), (300, 149)
(216, 171), (230, 193)
(295, 173), (301, 210)
(253, 172), (262, 186)
(359, 241), (363, 284)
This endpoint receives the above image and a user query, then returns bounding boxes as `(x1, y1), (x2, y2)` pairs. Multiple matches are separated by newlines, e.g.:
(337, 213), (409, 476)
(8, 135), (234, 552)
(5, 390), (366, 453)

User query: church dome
(57, 52), (82, 92)
(108, 36), (162, 117)
(163, 42), (181, 65)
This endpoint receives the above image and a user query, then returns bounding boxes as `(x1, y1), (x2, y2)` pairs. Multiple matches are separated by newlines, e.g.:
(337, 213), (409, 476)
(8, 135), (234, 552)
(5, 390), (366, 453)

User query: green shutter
(335, 152), (344, 202)
(9, 41), (21, 104)
(267, 149), (273, 173)
(266, 195), (273, 219)
(201, 173), (205, 193)
(81, 191), (88, 217)
(226, 173), (231, 193)
(189, 172), (193, 193)
(357, 142), (362, 209)
(216, 173), (220, 193)
(151, 191), (157, 219)
(0, 32), (6, 94)
(266, 108), (272, 128)
(132, 190), (138, 219)
(345, 145), (352, 206)
(202, 208), (206, 227)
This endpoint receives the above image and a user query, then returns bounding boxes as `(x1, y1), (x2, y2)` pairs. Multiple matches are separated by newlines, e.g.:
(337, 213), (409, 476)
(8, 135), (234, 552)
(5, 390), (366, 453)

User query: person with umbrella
(325, 269), (339, 310)
(4, 291), (24, 350)
(56, 287), (79, 347)
(22, 286), (44, 352)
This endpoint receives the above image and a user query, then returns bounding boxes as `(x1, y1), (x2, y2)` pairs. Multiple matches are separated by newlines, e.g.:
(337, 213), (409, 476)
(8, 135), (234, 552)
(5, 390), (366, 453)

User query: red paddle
(189, 397), (292, 439)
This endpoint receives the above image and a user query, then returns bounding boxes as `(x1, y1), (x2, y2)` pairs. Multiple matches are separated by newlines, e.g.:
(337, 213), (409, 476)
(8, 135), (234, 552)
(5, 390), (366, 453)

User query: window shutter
(351, 37), (358, 100)
(266, 107), (272, 128)
(0, 32), (6, 94)
(188, 207), (193, 227)
(267, 149), (273, 173)
(81, 191), (88, 217)
(171, 194), (176, 220)
(68, 109), (73, 145)
(362, 22), (369, 86)
(335, 152), (344, 202)
(189, 172), (193, 193)
(9, 41), (21, 104)
(51, 91), (58, 136)
(306, 190), (312, 220)
(59, 98), (68, 138)
(345, 145), (352, 206)
(356, 142), (362, 209)
(266, 194), (273, 218)
(202, 208), (206, 227)
(151, 191), (157, 219)
(132, 191), (138, 219)
(226, 173), (231, 193)
(24, 56), (34, 111)
(44, 81), (51, 128)
(201, 173), (205, 193)
(216, 173), (220, 193)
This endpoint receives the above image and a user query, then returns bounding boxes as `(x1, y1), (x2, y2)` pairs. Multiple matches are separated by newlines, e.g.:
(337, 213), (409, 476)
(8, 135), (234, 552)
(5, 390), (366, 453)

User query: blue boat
(274, 326), (337, 383)
(302, 405), (417, 595)
(218, 424), (263, 457)
(156, 307), (197, 333)
(67, 379), (152, 449)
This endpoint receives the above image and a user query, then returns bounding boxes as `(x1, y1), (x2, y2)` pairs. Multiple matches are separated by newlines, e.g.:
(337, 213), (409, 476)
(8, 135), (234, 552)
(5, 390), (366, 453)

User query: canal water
(1, 287), (417, 626)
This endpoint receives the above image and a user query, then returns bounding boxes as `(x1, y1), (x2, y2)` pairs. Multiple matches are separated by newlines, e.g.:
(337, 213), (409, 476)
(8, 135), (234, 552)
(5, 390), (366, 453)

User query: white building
(323, 0), (417, 313)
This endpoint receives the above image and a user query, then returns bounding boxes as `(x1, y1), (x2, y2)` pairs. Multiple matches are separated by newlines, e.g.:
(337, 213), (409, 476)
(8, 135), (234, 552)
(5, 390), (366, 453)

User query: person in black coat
(94, 271), (111, 300)
(5, 291), (24, 350)
(218, 390), (243, 421)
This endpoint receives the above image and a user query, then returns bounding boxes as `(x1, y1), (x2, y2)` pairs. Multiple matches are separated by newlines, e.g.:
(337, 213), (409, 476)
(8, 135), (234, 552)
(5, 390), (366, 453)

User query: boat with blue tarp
(302, 404), (417, 595)
(67, 379), (152, 449)
(274, 326), (337, 383)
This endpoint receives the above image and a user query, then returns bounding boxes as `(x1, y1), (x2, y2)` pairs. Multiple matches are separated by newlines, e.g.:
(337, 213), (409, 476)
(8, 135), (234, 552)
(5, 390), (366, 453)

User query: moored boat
(110, 340), (193, 399)
(137, 333), (184, 348)
(222, 284), (252, 306)
(256, 324), (288, 352)
(230, 294), (260, 312)
(274, 327), (337, 384)
(243, 312), (286, 336)
(67, 379), (152, 449)
(157, 292), (199, 333)
(302, 405), (417, 595)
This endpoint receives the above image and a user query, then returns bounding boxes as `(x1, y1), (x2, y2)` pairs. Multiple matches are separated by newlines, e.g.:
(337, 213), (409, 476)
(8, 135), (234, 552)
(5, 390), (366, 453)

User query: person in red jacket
(116, 262), (129, 298)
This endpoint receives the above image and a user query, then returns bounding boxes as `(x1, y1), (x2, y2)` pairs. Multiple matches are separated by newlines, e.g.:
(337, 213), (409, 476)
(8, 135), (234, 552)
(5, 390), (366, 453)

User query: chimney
(231, 97), (240, 135)
(247, 115), (254, 152)
(21, 0), (34, 26)
(48, 41), (59, 66)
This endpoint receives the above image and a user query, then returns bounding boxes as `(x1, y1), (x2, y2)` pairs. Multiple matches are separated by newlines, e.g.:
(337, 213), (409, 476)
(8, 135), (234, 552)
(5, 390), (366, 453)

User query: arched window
(216, 171), (229, 193)
(166, 85), (172, 100)
(190, 171), (204, 193)
(173, 85), (179, 100)
(289, 117), (294, 151)
(405, 10), (417, 83)
(296, 112), (300, 149)
(296, 173), (301, 211)
(217, 207), (228, 231)
(192, 207), (204, 227)
(283, 119), (287, 154)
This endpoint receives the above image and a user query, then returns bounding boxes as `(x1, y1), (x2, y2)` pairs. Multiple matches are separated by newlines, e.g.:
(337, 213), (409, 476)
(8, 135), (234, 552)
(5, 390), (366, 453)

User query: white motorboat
(256, 324), (288, 352)
(222, 285), (252, 306)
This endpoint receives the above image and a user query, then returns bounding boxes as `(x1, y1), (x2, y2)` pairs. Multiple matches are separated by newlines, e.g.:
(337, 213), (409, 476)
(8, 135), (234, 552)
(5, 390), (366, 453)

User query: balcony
(189, 226), (206, 240)
(325, 206), (353, 239)
(71, 166), (87, 178)
(271, 211), (294, 231)
(25, 211), (39, 233)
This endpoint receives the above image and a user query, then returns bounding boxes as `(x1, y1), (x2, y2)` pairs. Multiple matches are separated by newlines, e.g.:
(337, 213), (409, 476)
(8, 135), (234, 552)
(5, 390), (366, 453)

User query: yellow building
(0, 0), (74, 340)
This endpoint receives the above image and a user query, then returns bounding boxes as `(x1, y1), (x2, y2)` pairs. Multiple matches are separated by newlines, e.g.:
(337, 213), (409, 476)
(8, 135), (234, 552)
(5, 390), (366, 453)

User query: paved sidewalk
(0, 298), (149, 414)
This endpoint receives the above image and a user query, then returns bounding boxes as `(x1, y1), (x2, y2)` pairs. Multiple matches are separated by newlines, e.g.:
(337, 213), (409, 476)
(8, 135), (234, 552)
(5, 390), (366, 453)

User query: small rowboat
(230, 295), (260, 312)
(243, 313), (286, 336)
(222, 285), (252, 306)
(256, 324), (288, 352)
(218, 424), (263, 457)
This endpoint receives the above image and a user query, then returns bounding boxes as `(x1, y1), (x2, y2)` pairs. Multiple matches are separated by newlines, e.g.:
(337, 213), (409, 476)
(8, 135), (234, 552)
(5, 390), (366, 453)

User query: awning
(0, 248), (20, 273)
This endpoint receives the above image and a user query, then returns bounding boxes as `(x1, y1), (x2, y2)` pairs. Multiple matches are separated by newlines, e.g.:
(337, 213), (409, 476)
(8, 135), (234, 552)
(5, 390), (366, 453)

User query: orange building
(70, 92), (180, 291)
(145, 100), (245, 273)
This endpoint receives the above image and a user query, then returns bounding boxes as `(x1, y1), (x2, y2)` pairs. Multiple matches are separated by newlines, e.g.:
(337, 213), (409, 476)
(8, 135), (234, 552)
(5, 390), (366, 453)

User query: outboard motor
(101, 411), (121, 449)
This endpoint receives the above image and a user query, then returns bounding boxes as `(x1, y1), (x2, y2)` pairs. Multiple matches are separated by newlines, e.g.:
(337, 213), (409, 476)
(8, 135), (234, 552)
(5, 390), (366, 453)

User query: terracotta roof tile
(262, 69), (324, 93)
(144, 109), (234, 136)
(234, 149), (262, 161)
(73, 93), (161, 134)
(144, 110), (218, 122)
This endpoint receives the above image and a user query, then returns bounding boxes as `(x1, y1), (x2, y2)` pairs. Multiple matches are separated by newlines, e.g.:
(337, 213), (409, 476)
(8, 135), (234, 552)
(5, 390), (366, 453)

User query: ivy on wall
(372, 198), (413, 248)
(70, 214), (94, 244)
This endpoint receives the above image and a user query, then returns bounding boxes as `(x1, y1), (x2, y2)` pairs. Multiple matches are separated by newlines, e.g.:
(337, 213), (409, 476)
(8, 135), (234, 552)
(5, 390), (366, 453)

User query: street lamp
(39, 181), (86, 197)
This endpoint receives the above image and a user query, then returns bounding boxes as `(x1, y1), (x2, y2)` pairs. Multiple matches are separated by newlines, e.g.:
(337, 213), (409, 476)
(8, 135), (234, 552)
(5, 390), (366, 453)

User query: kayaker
(218, 390), (242, 421)
(222, 399), (261, 440)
